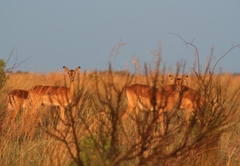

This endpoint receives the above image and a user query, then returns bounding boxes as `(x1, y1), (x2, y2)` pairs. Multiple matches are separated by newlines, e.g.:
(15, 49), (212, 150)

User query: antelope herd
(5, 67), (204, 134)
(123, 75), (204, 134)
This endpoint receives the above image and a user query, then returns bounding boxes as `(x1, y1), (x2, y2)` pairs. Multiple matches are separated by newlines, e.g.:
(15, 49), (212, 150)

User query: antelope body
(6, 89), (29, 124)
(28, 66), (80, 121)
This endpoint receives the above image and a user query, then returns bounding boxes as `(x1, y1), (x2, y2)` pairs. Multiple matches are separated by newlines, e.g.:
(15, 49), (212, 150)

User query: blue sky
(1, 1), (240, 73)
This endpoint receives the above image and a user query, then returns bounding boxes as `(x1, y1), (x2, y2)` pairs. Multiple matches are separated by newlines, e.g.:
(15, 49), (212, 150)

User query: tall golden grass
(1, 57), (240, 165)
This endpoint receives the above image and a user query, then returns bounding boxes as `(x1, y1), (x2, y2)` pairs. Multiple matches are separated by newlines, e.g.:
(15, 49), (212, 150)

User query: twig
(212, 44), (240, 72)
(169, 32), (201, 75)
(4, 48), (30, 73)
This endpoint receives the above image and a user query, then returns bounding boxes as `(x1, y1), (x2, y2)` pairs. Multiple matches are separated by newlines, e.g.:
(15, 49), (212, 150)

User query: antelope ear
(75, 66), (81, 71)
(63, 66), (70, 72)
(184, 75), (189, 80)
(169, 75), (174, 80)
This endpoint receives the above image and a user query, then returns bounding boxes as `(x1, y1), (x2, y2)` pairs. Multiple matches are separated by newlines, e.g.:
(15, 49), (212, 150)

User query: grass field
(0, 60), (240, 166)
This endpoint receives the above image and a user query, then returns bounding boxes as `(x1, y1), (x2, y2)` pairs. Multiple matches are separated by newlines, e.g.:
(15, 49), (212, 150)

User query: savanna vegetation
(0, 40), (240, 166)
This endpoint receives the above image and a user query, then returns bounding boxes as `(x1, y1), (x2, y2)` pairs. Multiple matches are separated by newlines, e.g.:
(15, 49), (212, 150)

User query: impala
(122, 75), (203, 134)
(28, 66), (80, 122)
(6, 89), (29, 124)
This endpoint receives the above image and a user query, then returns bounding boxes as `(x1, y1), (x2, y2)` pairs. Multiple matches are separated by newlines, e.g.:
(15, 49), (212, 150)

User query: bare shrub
(0, 41), (240, 165)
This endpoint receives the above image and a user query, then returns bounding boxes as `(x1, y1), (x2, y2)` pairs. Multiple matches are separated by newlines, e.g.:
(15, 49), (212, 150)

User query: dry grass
(0, 61), (240, 166)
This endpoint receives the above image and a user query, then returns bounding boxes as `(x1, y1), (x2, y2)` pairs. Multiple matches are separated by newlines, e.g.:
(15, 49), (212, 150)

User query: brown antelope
(28, 66), (80, 122)
(6, 89), (29, 124)
(122, 75), (203, 134)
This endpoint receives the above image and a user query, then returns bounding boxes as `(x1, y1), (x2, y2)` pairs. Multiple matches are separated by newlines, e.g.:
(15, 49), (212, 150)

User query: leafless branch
(4, 48), (30, 73)
(169, 32), (240, 75)
(108, 40), (126, 68)
(212, 44), (240, 72)
(169, 32), (201, 75)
